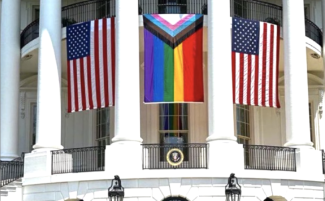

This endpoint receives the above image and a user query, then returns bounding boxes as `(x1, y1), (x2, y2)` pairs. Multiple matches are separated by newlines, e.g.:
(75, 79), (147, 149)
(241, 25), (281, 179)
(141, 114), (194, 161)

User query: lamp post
(108, 175), (125, 201)
(225, 173), (241, 201)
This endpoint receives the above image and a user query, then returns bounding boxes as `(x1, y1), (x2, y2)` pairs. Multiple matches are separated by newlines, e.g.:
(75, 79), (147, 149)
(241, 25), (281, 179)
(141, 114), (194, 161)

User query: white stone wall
(22, 178), (324, 201)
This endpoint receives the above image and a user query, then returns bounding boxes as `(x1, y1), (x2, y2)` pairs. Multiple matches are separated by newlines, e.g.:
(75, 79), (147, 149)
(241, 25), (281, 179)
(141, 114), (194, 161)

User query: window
(95, 0), (113, 19)
(158, 0), (187, 14)
(32, 5), (40, 21)
(159, 103), (188, 161)
(233, 0), (249, 18)
(309, 103), (315, 146)
(96, 108), (110, 146)
(235, 104), (250, 145)
(30, 103), (37, 150)
(96, 108), (110, 168)
(304, 4), (310, 19)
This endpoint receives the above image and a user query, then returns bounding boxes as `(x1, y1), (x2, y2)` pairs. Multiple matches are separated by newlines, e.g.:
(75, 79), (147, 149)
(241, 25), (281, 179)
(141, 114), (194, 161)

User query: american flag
(232, 17), (280, 108)
(67, 18), (115, 113)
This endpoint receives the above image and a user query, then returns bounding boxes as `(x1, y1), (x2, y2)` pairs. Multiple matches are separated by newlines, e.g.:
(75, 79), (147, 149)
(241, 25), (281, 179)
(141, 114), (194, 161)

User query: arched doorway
(162, 196), (189, 201)
(267, 196), (287, 201)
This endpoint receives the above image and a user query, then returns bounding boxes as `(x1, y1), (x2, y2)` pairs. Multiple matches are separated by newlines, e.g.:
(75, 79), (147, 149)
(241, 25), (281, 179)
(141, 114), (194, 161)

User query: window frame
(95, 108), (111, 146)
(234, 104), (252, 145)
(32, 5), (40, 21)
(158, 103), (189, 161)
(29, 102), (37, 151)
(309, 102), (315, 147)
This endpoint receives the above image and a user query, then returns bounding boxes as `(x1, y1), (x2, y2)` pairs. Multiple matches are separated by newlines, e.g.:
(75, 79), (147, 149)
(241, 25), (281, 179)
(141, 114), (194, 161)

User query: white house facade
(1, 0), (325, 201)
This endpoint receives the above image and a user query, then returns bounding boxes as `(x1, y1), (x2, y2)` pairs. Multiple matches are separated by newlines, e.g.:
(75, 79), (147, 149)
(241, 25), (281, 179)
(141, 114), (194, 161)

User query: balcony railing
(20, 0), (116, 48)
(0, 153), (25, 187)
(230, 0), (322, 46)
(142, 143), (208, 169)
(139, 0), (207, 14)
(20, 0), (323, 49)
(244, 145), (296, 171)
(51, 146), (106, 174)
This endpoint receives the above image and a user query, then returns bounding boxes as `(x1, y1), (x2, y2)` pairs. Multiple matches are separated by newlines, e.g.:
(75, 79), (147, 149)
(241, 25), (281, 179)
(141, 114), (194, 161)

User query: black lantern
(225, 173), (241, 201)
(108, 175), (124, 201)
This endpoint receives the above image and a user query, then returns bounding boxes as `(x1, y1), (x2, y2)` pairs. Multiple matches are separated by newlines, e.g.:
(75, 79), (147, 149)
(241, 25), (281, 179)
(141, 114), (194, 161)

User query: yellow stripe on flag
(174, 44), (184, 101)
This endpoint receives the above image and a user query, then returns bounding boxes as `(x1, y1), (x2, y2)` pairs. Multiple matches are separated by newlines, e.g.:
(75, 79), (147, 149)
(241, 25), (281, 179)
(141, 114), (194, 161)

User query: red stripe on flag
(73, 60), (79, 111)
(94, 19), (101, 108)
(111, 18), (116, 106)
(232, 52), (236, 104)
(254, 56), (259, 106)
(239, 53), (244, 104)
(247, 55), (251, 105)
(261, 23), (267, 107)
(67, 61), (72, 113)
(193, 28), (204, 101)
(183, 28), (203, 101)
(269, 25), (274, 107)
(80, 59), (86, 110)
(276, 25), (280, 108)
(102, 18), (109, 107)
(87, 56), (94, 109)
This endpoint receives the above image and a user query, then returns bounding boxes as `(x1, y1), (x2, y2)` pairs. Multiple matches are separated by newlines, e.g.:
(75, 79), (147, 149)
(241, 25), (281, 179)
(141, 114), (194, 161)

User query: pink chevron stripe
(151, 14), (194, 31)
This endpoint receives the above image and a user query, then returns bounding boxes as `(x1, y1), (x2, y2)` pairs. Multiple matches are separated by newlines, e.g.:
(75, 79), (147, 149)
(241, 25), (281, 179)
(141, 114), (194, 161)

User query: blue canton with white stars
(232, 18), (260, 55)
(67, 21), (91, 60)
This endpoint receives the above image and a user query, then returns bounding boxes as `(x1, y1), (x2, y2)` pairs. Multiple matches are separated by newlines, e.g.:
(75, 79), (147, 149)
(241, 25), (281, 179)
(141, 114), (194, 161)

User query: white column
(322, 0), (325, 89)
(320, 0), (325, 150)
(111, 0), (142, 144)
(0, 0), (21, 161)
(283, 0), (313, 149)
(33, 0), (63, 151)
(206, 0), (236, 143)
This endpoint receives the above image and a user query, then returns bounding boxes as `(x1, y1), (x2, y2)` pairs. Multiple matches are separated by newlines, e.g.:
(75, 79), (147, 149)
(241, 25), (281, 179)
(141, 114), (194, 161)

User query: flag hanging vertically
(66, 18), (115, 113)
(143, 14), (204, 103)
(232, 17), (280, 108)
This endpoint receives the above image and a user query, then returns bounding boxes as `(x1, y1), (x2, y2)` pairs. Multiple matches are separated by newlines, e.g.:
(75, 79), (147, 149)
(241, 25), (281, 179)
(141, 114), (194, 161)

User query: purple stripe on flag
(144, 29), (154, 102)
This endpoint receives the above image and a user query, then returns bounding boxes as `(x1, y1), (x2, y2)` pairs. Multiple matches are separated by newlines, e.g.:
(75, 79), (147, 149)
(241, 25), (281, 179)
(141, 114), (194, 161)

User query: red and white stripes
(67, 18), (115, 113)
(232, 21), (280, 108)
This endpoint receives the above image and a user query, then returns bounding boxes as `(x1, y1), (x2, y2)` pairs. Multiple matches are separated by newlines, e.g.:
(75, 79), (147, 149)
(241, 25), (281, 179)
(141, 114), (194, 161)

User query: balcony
(0, 153), (25, 187)
(142, 143), (208, 169)
(20, 0), (323, 49)
(244, 145), (296, 171)
(230, 0), (322, 46)
(20, 0), (116, 48)
(51, 146), (106, 174)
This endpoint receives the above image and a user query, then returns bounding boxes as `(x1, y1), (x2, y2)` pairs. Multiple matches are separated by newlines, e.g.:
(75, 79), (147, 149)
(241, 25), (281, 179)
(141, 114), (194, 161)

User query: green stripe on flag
(164, 44), (174, 101)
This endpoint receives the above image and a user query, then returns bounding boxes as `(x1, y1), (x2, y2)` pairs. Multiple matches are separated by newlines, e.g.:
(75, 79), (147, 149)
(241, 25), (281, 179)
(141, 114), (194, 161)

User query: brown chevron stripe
(143, 15), (203, 49)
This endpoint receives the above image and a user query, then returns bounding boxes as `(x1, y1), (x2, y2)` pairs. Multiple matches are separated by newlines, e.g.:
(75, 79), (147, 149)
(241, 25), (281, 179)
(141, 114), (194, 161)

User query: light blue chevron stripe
(144, 14), (202, 37)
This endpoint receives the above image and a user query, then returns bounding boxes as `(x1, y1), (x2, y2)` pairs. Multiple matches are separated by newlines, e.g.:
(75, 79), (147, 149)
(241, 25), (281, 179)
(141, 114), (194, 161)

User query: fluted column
(33, 0), (63, 151)
(283, 0), (313, 149)
(206, 0), (237, 143)
(111, 0), (142, 144)
(0, 0), (21, 160)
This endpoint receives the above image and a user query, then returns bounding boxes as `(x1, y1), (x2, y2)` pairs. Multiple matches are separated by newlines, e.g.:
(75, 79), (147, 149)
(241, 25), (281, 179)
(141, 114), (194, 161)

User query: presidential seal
(166, 148), (184, 166)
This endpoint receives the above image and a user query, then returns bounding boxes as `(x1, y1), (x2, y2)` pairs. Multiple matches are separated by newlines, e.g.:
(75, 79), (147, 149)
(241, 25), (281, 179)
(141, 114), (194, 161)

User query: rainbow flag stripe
(144, 14), (204, 103)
